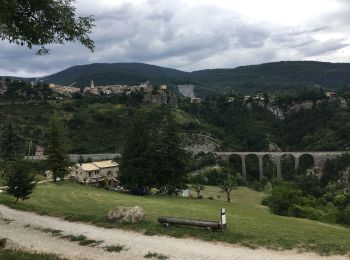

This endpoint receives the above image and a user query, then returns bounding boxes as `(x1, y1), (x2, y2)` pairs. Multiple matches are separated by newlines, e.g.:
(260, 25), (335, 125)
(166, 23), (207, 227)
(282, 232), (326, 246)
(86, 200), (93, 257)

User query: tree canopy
(0, 0), (94, 54)
(5, 160), (36, 203)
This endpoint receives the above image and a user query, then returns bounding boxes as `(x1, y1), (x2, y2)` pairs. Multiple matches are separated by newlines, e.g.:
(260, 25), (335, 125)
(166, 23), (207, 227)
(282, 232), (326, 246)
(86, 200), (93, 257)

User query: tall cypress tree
(157, 109), (187, 194)
(0, 122), (23, 179)
(119, 115), (154, 192)
(47, 112), (70, 182)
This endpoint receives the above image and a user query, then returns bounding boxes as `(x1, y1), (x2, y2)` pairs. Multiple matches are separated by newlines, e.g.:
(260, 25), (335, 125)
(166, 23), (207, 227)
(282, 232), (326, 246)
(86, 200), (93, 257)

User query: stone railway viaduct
(215, 151), (350, 181)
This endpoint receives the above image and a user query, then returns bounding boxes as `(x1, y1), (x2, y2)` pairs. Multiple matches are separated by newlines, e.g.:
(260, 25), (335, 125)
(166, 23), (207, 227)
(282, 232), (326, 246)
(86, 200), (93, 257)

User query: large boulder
(107, 206), (146, 223)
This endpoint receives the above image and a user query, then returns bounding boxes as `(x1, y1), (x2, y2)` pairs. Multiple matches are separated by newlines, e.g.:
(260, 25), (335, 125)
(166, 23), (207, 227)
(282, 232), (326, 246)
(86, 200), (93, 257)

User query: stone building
(72, 160), (119, 186)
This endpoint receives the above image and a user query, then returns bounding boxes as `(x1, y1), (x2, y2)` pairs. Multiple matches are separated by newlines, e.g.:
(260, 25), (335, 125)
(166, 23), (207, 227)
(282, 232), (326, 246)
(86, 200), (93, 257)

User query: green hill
(3, 61), (350, 95)
(191, 61), (350, 95)
(40, 62), (189, 87)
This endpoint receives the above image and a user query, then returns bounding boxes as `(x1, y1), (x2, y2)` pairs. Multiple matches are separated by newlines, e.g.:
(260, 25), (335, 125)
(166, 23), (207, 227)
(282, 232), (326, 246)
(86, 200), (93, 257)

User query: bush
(247, 181), (264, 192)
(289, 205), (322, 220)
(261, 196), (269, 206)
(334, 192), (350, 210)
(336, 206), (350, 225)
(203, 168), (222, 185)
(266, 183), (303, 216)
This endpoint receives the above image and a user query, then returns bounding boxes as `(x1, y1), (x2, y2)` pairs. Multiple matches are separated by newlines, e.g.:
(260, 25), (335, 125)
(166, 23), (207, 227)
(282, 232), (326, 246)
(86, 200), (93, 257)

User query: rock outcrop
(107, 206), (146, 223)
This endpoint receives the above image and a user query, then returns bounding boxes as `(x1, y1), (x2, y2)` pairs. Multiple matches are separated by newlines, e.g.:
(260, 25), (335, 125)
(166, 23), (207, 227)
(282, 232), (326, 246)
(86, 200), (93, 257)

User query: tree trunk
(15, 197), (19, 203)
(226, 191), (231, 202)
(197, 191), (200, 198)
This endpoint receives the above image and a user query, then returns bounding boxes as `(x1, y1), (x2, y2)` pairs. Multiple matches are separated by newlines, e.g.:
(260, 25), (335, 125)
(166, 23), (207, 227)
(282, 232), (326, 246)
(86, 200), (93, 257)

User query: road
(0, 205), (347, 260)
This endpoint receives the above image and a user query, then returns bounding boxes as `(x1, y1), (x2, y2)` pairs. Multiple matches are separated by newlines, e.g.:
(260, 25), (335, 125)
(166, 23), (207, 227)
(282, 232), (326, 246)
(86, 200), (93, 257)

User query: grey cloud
(1, 0), (350, 77)
(297, 39), (349, 57)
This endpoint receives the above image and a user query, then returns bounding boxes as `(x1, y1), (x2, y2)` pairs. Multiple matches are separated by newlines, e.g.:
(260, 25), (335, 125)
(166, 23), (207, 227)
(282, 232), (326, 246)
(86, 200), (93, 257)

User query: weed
(79, 239), (103, 246)
(41, 228), (63, 236)
(0, 218), (14, 224)
(104, 244), (126, 252)
(144, 252), (169, 260)
(61, 234), (87, 241)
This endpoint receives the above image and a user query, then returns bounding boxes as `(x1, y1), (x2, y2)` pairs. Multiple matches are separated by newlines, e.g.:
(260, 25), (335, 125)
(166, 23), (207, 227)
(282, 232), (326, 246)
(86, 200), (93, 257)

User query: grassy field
(0, 249), (63, 260)
(1, 182), (350, 256)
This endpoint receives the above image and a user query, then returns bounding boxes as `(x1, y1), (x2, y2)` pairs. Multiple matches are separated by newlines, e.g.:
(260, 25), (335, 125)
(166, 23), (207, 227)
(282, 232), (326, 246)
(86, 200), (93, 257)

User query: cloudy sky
(1, 0), (350, 77)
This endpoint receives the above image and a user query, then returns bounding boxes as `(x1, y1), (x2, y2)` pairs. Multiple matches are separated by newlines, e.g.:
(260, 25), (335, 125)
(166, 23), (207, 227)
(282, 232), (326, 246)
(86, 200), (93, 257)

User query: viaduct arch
(215, 151), (349, 181)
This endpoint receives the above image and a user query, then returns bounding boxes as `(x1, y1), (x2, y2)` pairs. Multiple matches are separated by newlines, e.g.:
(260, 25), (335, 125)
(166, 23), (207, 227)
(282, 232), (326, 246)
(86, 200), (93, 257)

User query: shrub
(334, 192), (350, 210)
(266, 183), (303, 216)
(203, 168), (221, 185)
(261, 196), (269, 206)
(247, 181), (264, 192)
(289, 205), (322, 220)
(336, 205), (350, 225)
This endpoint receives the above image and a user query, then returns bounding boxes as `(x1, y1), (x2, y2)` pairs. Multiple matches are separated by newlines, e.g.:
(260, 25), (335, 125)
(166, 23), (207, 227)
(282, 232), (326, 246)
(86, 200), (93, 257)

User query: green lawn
(0, 249), (63, 260)
(1, 182), (350, 256)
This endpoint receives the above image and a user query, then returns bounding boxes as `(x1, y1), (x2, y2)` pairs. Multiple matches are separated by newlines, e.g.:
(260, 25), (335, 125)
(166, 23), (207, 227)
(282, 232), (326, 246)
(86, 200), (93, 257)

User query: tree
(189, 174), (205, 198)
(0, 122), (23, 180)
(0, 122), (22, 161)
(156, 109), (188, 194)
(218, 169), (238, 202)
(119, 115), (154, 193)
(47, 112), (70, 182)
(266, 183), (303, 216)
(5, 161), (36, 203)
(0, 0), (94, 54)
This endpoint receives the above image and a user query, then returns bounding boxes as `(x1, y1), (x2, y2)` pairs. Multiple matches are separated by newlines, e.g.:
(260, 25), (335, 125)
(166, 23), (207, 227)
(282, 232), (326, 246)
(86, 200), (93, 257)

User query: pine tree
(119, 115), (154, 193)
(6, 161), (36, 203)
(0, 122), (23, 180)
(0, 122), (22, 161)
(157, 110), (187, 194)
(47, 112), (70, 182)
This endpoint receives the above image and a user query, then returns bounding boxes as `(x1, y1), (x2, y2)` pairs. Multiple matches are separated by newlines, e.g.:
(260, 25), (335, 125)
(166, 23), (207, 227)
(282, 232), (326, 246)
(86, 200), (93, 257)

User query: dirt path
(0, 205), (347, 260)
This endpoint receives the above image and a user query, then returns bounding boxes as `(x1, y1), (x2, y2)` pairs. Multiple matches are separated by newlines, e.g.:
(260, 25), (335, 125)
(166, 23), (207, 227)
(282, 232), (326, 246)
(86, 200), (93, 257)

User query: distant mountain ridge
(3, 61), (350, 95)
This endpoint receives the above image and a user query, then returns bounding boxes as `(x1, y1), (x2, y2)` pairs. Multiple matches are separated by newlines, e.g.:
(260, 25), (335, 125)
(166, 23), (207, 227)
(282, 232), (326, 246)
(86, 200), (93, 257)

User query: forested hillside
(4, 61), (350, 95)
(191, 61), (350, 95)
(1, 87), (350, 154)
(40, 63), (189, 88)
(180, 94), (350, 151)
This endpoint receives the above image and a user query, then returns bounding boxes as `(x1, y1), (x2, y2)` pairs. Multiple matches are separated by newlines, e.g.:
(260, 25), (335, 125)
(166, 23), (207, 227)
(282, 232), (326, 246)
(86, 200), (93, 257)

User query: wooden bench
(158, 208), (226, 231)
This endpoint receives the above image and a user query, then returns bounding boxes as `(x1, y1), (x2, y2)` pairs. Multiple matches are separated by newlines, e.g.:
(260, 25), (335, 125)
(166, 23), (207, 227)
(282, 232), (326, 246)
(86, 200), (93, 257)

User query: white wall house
(72, 160), (119, 186)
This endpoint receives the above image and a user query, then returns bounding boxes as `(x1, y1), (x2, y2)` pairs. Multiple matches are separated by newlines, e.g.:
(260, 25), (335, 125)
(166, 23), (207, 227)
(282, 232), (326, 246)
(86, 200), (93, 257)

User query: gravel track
(0, 205), (347, 260)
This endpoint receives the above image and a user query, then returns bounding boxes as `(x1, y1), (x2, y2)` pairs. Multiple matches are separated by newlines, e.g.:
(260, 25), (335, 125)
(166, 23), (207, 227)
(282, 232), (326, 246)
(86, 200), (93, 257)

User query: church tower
(90, 80), (95, 88)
